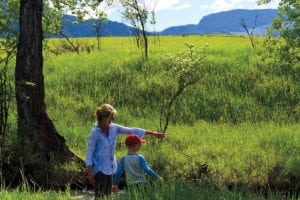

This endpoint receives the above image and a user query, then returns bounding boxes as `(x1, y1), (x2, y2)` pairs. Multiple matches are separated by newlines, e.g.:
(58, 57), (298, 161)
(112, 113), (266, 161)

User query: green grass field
(2, 35), (299, 199)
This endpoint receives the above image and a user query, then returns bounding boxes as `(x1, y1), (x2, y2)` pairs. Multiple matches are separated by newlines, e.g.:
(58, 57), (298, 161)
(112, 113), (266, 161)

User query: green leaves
(259, 0), (300, 77)
(158, 43), (208, 132)
(164, 42), (207, 89)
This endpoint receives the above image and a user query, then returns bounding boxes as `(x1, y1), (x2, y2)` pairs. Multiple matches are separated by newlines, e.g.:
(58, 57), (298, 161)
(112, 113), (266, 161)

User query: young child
(112, 134), (163, 192)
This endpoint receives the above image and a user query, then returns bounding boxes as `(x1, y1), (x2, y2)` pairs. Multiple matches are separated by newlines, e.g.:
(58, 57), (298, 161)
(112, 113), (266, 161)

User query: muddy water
(70, 190), (94, 200)
(71, 189), (125, 199)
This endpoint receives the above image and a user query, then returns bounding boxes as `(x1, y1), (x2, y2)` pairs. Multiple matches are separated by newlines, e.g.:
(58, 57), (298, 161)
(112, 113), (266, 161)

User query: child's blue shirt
(113, 153), (159, 185)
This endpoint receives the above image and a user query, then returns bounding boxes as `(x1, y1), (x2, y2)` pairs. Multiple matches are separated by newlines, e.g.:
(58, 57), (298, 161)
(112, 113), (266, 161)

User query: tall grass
(0, 187), (71, 200)
(0, 180), (289, 200)
(111, 180), (271, 200)
(44, 35), (299, 125)
(2, 35), (299, 199)
(42, 35), (299, 184)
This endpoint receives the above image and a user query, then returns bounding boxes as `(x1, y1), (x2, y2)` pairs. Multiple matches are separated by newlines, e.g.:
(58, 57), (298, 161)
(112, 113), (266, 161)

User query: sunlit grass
(41, 35), (299, 188)
(3, 35), (298, 199)
(0, 179), (288, 200)
(0, 188), (71, 200)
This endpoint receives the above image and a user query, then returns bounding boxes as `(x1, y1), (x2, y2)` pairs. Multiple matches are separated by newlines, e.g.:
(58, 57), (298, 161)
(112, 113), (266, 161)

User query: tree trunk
(14, 0), (86, 188)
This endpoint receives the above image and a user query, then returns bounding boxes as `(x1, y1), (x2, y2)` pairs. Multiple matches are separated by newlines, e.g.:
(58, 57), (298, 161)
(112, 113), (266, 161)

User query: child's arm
(112, 157), (125, 191)
(138, 155), (163, 183)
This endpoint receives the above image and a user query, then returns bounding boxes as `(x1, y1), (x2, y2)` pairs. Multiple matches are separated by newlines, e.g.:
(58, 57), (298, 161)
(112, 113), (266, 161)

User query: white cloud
(75, 1), (119, 20)
(255, 0), (280, 9)
(107, 0), (186, 12)
(154, 0), (179, 10)
(103, 0), (191, 20)
(200, 0), (236, 12)
(90, 0), (279, 30)
(200, 0), (279, 14)
(154, 0), (190, 11)
(173, 2), (191, 11)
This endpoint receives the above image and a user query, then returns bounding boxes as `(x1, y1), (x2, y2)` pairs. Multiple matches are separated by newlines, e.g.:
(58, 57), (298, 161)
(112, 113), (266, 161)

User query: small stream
(70, 189), (125, 199)
(70, 189), (94, 200)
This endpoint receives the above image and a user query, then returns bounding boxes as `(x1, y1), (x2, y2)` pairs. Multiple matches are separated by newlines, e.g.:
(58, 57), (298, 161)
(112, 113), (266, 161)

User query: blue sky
(102, 0), (279, 31)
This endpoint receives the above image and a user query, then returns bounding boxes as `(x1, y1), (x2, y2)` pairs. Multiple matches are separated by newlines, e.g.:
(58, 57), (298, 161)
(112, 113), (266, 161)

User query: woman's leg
(105, 174), (112, 195)
(94, 171), (112, 199)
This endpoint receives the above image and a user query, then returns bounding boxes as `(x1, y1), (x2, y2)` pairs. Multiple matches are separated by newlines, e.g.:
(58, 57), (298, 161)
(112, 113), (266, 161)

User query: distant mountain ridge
(60, 9), (278, 37)
(161, 9), (278, 35)
(59, 15), (136, 37)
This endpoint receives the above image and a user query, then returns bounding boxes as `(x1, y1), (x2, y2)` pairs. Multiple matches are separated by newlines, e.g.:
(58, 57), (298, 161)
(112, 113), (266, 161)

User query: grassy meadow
(2, 35), (299, 199)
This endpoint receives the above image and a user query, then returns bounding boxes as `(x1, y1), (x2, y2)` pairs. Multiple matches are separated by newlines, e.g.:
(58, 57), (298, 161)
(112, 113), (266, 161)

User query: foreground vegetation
(3, 35), (299, 199)
(0, 179), (290, 200)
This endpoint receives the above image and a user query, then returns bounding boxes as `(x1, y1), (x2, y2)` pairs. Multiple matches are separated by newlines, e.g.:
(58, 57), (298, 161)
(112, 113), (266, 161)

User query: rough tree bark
(14, 0), (86, 188)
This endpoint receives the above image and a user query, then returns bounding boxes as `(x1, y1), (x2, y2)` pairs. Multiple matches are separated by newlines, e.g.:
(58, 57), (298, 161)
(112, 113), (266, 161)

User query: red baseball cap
(125, 134), (146, 146)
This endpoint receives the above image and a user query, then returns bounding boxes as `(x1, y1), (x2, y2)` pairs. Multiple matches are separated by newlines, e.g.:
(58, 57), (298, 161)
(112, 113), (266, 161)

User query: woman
(86, 104), (165, 199)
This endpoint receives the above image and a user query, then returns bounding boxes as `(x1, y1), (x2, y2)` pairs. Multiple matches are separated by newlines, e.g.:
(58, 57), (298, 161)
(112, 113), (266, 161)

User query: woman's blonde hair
(95, 104), (116, 122)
